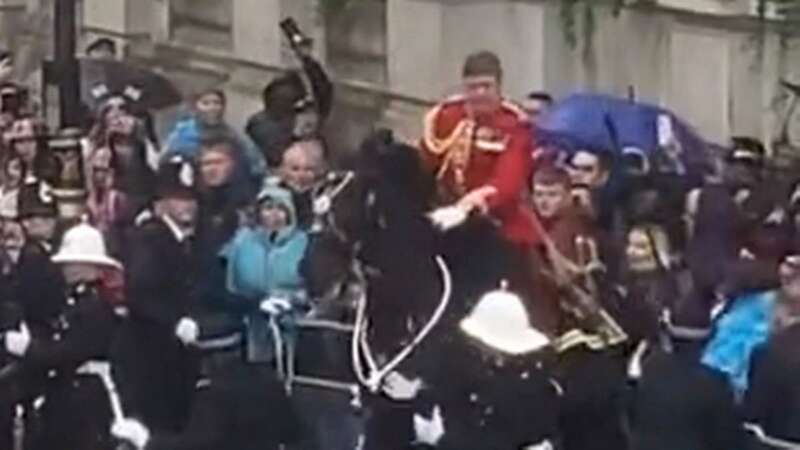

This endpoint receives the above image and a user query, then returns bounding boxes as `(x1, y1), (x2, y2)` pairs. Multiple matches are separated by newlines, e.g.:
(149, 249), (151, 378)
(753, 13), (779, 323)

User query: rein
(350, 255), (452, 393)
(311, 170), (453, 393)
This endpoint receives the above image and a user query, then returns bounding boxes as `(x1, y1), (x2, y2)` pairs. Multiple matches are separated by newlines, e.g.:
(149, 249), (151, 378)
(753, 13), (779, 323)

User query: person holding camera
(245, 19), (333, 169)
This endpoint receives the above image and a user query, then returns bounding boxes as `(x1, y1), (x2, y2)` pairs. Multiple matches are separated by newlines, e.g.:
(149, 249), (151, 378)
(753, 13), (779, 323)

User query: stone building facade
(1, 0), (799, 156)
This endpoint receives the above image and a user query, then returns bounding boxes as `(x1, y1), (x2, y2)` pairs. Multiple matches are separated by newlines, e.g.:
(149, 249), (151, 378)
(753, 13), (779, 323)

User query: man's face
(724, 159), (761, 189)
(522, 98), (550, 125)
(22, 216), (56, 242)
(780, 255), (800, 300)
(568, 151), (607, 189)
(62, 263), (101, 285)
(293, 109), (320, 139)
(533, 182), (571, 220)
(463, 75), (501, 116)
(195, 93), (224, 126)
(161, 197), (198, 231)
(199, 147), (235, 188)
(280, 145), (324, 193)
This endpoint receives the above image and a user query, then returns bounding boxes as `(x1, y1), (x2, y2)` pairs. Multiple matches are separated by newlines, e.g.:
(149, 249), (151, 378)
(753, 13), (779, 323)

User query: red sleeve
(486, 125), (533, 211)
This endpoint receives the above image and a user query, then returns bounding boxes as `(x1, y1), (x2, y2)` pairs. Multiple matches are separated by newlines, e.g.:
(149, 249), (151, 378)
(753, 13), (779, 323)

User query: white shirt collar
(161, 214), (189, 243)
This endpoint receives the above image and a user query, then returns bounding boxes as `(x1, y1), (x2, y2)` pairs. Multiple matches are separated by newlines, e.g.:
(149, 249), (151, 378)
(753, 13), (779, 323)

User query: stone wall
(6, 0), (800, 158)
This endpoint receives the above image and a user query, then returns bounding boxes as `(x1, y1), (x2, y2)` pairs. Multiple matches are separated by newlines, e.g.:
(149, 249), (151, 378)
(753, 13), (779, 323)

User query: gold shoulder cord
(423, 104), (475, 192)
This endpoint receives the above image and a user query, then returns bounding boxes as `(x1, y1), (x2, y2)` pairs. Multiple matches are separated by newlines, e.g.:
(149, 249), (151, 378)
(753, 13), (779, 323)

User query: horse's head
(311, 129), (433, 244)
(304, 129), (436, 298)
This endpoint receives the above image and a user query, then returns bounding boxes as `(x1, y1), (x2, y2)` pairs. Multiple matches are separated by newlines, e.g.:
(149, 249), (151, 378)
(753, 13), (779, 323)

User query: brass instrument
(543, 233), (627, 353)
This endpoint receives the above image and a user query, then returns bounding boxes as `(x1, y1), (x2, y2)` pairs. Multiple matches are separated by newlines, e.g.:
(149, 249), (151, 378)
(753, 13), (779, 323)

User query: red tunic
(420, 97), (538, 246)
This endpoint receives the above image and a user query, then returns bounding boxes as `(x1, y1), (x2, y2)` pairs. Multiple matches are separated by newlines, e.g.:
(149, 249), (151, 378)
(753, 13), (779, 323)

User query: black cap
(729, 136), (765, 164)
(155, 156), (196, 200)
(18, 181), (57, 219)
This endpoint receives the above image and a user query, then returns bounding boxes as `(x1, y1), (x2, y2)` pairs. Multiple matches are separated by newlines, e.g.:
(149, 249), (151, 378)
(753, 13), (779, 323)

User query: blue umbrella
(535, 93), (709, 180)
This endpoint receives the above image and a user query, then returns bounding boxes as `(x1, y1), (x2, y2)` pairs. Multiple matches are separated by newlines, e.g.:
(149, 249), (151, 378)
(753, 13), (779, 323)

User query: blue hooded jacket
(221, 183), (309, 362)
(162, 116), (267, 181)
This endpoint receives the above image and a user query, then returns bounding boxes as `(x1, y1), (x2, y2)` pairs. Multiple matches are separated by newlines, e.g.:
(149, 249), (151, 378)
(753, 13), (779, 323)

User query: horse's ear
(359, 128), (394, 158)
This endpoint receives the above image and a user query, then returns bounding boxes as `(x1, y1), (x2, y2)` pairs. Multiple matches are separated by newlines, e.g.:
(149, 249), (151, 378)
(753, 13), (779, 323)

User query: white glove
(428, 205), (469, 231)
(382, 371), (422, 401)
(111, 418), (150, 449)
(5, 322), (30, 357)
(413, 405), (445, 446)
(627, 340), (649, 381)
(525, 440), (555, 450)
(259, 297), (292, 316)
(458, 186), (497, 214)
(174, 317), (199, 346)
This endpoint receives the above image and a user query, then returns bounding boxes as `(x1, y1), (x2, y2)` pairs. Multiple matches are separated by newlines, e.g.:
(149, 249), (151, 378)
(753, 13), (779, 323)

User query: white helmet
(460, 287), (550, 355)
(52, 221), (122, 270)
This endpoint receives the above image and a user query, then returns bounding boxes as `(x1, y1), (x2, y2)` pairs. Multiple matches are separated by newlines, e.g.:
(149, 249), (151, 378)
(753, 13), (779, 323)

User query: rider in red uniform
(420, 51), (538, 248)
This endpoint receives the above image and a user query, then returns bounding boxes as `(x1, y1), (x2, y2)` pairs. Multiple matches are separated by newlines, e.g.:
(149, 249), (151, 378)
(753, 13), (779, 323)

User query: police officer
(411, 287), (560, 450)
(4, 221), (120, 450)
(111, 159), (201, 434)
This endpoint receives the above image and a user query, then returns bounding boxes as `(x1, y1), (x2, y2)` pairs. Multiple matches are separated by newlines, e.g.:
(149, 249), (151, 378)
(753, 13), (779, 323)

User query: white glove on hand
(174, 317), (199, 346)
(259, 297), (293, 316)
(111, 418), (150, 449)
(382, 371), (422, 401)
(5, 322), (30, 357)
(413, 405), (445, 446)
(525, 440), (555, 450)
(428, 205), (469, 231)
(458, 186), (497, 214)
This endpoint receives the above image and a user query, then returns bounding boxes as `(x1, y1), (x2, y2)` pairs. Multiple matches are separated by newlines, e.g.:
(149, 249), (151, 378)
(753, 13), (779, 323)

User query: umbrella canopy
(535, 93), (710, 180)
(80, 58), (183, 112)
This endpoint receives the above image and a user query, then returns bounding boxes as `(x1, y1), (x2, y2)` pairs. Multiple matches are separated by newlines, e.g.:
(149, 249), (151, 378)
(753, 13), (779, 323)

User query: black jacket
(20, 282), (118, 450)
(632, 347), (745, 450)
(16, 242), (66, 330)
(22, 282), (116, 377)
(414, 337), (561, 450)
(246, 55), (333, 168)
(112, 218), (199, 432)
(745, 324), (800, 442)
(147, 355), (299, 450)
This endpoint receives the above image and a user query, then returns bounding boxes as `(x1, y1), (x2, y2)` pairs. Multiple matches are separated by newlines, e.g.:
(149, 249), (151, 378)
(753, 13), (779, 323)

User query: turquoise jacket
(221, 184), (309, 363)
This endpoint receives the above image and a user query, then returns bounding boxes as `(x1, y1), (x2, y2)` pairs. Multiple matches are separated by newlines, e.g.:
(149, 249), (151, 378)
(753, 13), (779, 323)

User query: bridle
(311, 170), (358, 246)
(310, 169), (453, 394)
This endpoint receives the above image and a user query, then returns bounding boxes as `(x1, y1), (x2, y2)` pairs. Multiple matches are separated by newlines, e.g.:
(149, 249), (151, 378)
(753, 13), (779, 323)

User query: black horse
(300, 129), (516, 448)
(302, 128), (516, 356)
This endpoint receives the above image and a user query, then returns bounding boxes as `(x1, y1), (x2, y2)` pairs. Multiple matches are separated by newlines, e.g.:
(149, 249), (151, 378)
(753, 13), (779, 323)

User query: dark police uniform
(20, 282), (117, 450)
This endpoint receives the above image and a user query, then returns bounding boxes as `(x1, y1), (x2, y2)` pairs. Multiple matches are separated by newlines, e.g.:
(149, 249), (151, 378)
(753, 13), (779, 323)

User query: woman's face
(626, 228), (659, 273)
(195, 93), (225, 125)
(106, 111), (136, 137)
(4, 158), (22, 188)
(1, 220), (24, 264)
(13, 137), (37, 164)
(259, 202), (289, 233)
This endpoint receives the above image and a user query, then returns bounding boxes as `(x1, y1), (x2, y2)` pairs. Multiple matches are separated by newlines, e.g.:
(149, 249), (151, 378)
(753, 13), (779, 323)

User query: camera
(280, 18), (312, 49)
